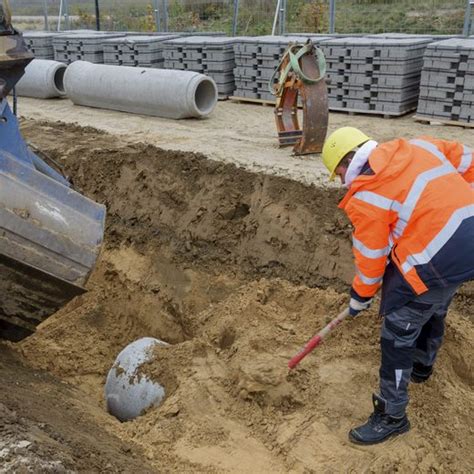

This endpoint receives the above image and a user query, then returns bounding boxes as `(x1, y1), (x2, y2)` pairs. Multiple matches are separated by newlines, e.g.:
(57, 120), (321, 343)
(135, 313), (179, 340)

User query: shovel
(288, 307), (350, 369)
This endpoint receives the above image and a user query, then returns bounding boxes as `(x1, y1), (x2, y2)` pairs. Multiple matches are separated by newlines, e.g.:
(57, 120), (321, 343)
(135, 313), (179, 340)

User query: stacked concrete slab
(367, 33), (424, 39)
(324, 37), (432, 115)
(417, 38), (474, 123)
(103, 35), (180, 68)
(156, 31), (226, 37)
(163, 36), (237, 98)
(23, 32), (59, 59)
(233, 35), (330, 102)
(53, 32), (125, 64)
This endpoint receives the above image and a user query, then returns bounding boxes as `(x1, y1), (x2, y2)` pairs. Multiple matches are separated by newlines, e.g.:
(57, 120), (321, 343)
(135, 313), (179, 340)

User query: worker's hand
(349, 297), (373, 317)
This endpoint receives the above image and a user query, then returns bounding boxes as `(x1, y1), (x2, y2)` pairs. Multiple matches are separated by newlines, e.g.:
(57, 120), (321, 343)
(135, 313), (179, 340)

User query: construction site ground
(1, 99), (473, 472)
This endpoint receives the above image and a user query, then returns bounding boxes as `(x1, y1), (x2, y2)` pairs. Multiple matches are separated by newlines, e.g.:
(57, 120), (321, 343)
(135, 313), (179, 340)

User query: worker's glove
(349, 297), (373, 317)
(349, 287), (373, 317)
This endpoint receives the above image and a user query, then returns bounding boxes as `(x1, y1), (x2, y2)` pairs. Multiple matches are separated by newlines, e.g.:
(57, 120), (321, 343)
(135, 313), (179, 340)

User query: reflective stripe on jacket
(339, 136), (474, 314)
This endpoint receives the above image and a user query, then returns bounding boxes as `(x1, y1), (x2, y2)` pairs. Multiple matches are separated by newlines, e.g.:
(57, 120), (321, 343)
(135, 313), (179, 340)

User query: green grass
(11, 0), (469, 36)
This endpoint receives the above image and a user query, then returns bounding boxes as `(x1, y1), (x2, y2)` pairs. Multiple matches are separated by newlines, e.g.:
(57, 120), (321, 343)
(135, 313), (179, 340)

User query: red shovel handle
(288, 307), (350, 369)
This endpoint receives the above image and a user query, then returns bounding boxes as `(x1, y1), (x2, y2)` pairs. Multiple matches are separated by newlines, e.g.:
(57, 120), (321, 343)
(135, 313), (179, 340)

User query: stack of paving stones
(163, 36), (237, 98)
(367, 33), (448, 40)
(103, 35), (180, 68)
(324, 37), (433, 115)
(417, 38), (474, 123)
(233, 35), (330, 102)
(53, 32), (125, 64)
(285, 32), (351, 38)
(156, 31), (226, 37)
(23, 32), (59, 59)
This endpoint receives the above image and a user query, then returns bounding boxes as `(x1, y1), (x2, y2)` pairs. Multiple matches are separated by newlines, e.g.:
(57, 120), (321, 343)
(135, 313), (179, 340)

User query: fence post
(463, 0), (473, 36)
(153, 0), (161, 31)
(232, 0), (240, 36)
(279, 0), (286, 35)
(94, 0), (101, 31)
(162, 0), (168, 32)
(43, 0), (49, 30)
(57, 0), (62, 31)
(329, 0), (336, 34)
(64, 0), (70, 30)
(272, 0), (281, 35)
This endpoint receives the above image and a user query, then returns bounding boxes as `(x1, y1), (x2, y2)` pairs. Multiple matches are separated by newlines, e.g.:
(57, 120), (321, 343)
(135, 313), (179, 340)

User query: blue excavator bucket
(0, 99), (106, 341)
(0, 10), (105, 341)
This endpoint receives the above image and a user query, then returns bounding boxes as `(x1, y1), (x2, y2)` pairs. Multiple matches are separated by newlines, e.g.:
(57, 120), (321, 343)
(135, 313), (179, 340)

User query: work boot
(349, 394), (410, 445)
(411, 362), (433, 384)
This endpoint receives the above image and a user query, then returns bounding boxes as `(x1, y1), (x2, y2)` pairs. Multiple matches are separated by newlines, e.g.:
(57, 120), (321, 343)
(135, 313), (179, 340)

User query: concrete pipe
(64, 61), (218, 119)
(105, 337), (169, 422)
(15, 60), (67, 99)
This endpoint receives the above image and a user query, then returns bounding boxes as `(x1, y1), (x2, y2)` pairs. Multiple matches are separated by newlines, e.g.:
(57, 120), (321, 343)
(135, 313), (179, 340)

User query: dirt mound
(0, 345), (155, 472)
(129, 279), (473, 472)
(20, 119), (354, 290)
(14, 121), (474, 472)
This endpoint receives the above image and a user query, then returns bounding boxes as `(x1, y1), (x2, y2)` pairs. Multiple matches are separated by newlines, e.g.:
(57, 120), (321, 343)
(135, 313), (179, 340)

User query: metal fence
(11, 0), (474, 36)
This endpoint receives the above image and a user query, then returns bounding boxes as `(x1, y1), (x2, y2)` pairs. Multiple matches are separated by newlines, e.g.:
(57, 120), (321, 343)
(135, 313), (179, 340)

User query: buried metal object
(272, 40), (329, 155)
(105, 337), (169, 422)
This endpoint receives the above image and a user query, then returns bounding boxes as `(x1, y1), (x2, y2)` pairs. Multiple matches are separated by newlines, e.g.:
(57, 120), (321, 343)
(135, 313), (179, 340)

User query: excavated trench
(4, 120), (474, 472)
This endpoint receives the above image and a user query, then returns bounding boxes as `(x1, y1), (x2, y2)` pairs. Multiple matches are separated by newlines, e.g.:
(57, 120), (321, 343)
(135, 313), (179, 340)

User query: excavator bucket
(0, 101), (106, 341)
(273, 41), (329, 155)
(0, 8), (105, 341)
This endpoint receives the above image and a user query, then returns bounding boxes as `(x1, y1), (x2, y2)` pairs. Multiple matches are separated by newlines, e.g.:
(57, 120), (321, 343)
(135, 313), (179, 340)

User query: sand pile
(135, 279), (473, 472)
(20, 270), (474, 472)
(14, 121), (474, 472)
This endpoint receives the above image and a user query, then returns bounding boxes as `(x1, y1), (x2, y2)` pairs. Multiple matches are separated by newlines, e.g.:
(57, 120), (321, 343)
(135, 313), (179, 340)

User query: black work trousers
(377, 284), (459, 416)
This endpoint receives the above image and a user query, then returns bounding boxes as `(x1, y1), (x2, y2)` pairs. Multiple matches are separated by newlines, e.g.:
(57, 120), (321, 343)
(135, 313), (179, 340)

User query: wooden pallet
(329, 106), (417, 119)
(229, 97), (417, 118)
(229, 96), (276, 107)
(413, 115), (474, 129)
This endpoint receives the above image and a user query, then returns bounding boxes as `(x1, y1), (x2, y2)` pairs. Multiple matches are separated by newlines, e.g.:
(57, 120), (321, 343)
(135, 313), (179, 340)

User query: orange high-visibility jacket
(339, 136), (474, 314)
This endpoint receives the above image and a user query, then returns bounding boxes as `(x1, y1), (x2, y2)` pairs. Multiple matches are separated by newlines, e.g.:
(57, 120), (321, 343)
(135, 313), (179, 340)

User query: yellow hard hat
(322, 127), (371, 181)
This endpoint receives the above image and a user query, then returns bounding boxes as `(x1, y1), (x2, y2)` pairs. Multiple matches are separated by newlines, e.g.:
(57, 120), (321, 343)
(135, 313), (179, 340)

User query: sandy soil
(0, 346), (155, 472)
(3, 119), (472, 472)
(13, 98), (474, 186)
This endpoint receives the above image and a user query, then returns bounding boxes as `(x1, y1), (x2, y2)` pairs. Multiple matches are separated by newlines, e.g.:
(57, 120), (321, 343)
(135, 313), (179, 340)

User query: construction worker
(322, 127), (474, 445)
